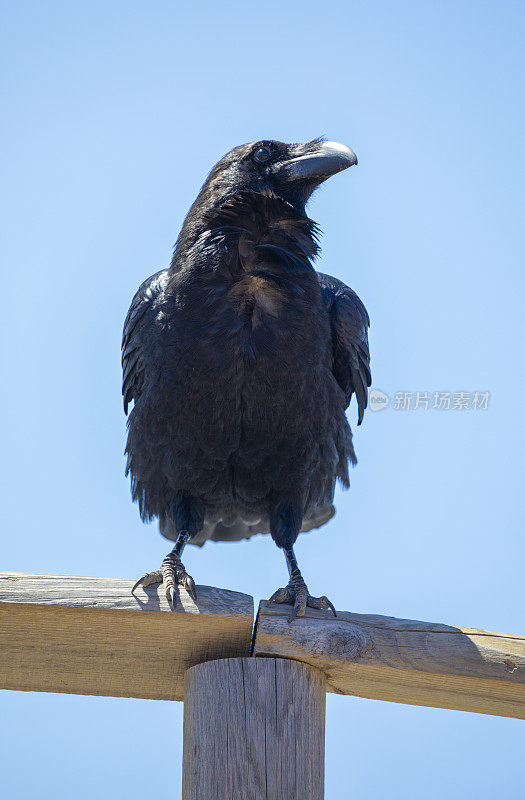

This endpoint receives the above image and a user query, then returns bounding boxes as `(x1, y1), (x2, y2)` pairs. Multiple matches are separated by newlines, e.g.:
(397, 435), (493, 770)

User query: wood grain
(183, 657), (326, 800)
(0, 572), (253, 700)
(253, 603), (525, 719)
(3, 572), (524, 719)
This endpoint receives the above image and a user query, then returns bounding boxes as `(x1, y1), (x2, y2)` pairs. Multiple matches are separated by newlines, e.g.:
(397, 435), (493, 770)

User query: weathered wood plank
(253, 603), (525, 719)
(183, 657), (326, 800)
(3, 572), (524, 719)
(0, 572), (253, 700)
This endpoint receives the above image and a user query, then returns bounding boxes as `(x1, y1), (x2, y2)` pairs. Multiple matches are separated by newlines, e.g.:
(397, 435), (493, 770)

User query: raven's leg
(131, 495), (202, 607)
(266, 504), (337, 623)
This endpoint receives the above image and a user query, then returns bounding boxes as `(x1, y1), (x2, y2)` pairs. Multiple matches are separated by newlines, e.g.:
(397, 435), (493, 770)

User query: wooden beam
(0, 572), (253, 701)
(253, 603), (525, 719)
(183, 658), (326, 800)
(3, 572), (524, 719)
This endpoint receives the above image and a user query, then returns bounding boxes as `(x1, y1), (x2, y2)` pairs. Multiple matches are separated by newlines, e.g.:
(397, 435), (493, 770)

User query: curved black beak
(270, 141), (357, 183)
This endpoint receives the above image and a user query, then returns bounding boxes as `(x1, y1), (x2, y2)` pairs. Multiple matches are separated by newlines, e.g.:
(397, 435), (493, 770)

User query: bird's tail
(158, 505), (336, 547)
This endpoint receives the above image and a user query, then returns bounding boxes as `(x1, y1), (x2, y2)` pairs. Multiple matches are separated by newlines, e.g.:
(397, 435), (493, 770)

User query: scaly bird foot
(131, 551), (197, 607)
(266, 574), (337, 623)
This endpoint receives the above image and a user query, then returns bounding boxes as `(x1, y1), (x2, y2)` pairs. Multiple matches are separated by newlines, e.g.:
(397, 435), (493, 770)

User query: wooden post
(182, 657), (326, 800)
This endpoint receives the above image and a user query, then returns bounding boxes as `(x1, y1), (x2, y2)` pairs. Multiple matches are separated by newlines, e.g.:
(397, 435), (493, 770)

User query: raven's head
(198, 138), (357, 215)
(172, 139), (357, 266)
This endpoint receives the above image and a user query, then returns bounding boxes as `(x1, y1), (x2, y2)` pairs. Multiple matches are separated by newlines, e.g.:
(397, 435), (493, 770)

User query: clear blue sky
(2, 1), (524, 796)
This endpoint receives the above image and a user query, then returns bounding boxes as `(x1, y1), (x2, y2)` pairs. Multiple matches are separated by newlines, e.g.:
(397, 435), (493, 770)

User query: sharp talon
(287, 598), (307, 622)
(288, 593), (307, 622)
(166, 585), (176, 607)
(267, 588), (285, 606)
(184, 576), (197, 601)
(132, 569), (163, 595)
(321, 596), (337, 617)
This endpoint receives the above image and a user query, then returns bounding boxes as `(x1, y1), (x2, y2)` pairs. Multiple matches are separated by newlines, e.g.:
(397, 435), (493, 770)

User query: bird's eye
(253, 146), (272, 164)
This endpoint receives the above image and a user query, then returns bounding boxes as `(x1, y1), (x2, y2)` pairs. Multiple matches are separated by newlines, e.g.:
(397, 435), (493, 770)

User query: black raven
(123, 139), (371, 621)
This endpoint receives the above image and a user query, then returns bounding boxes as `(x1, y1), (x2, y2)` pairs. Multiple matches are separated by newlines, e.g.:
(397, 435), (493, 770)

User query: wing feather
(121, 269), (167, 414)
(318, 271), (371, 424)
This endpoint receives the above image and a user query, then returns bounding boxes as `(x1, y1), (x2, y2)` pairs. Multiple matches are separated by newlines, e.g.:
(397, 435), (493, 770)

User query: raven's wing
(122, 269), (168, 414)
(318, 272), (371, 424)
